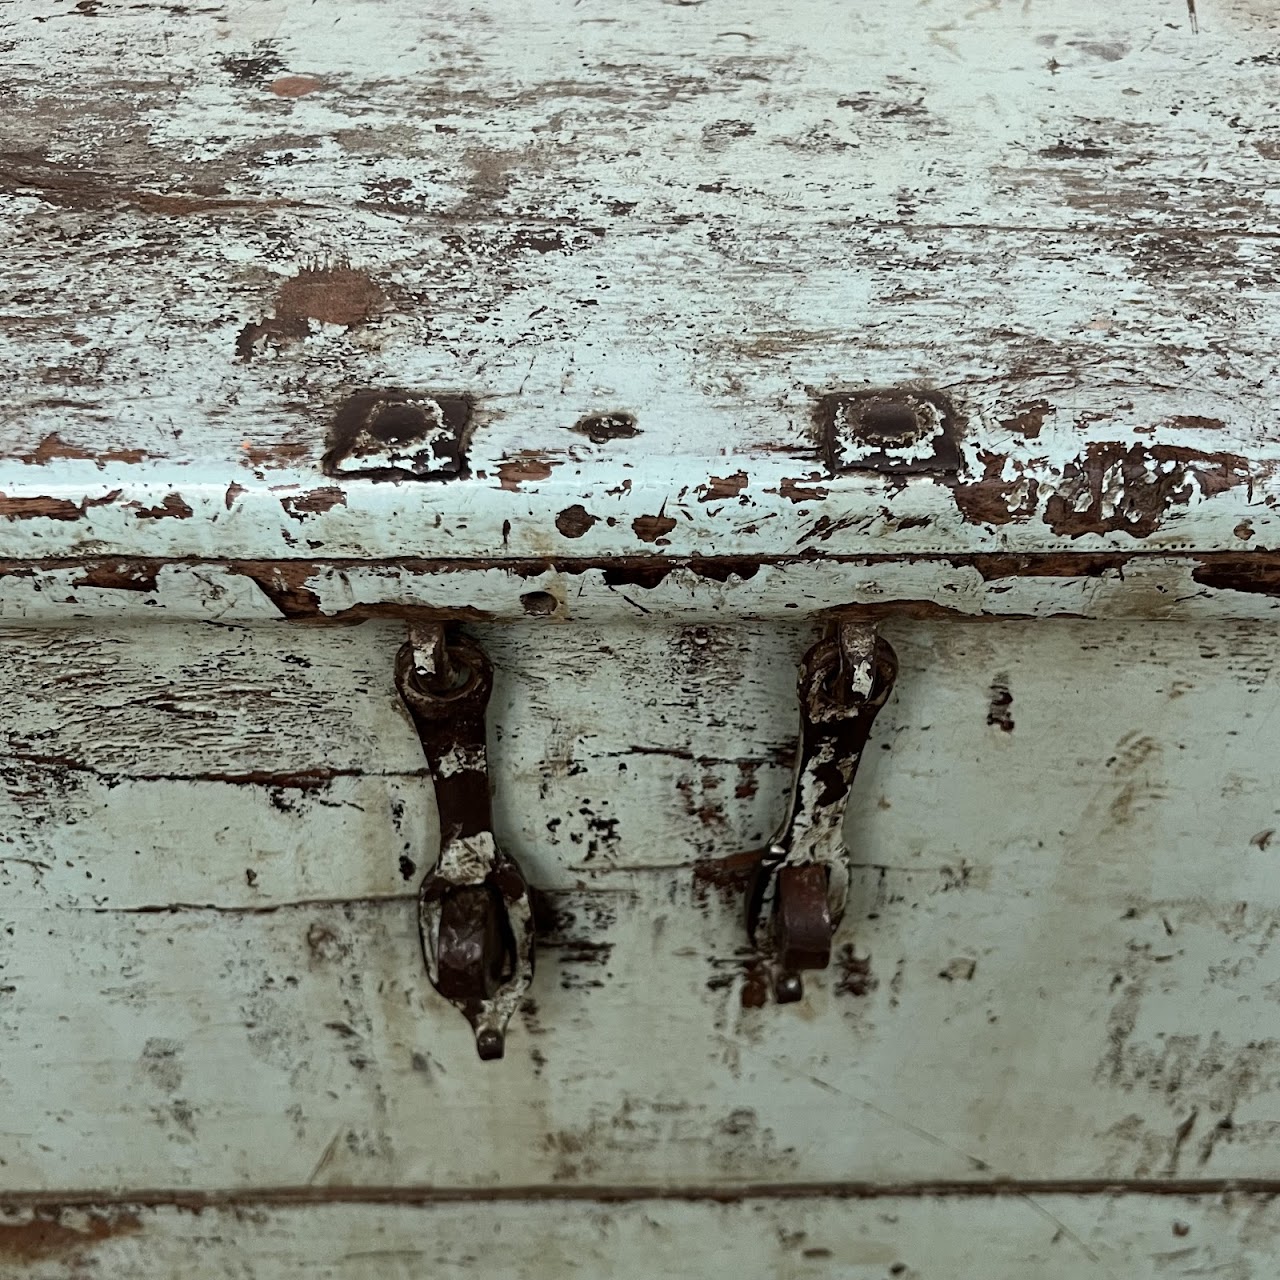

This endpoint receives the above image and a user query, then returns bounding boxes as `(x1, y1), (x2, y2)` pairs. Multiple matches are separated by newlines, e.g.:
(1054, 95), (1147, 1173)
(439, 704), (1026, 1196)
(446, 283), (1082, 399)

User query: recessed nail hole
(857, 401), (923, 442)
(368, 401), (432, 443)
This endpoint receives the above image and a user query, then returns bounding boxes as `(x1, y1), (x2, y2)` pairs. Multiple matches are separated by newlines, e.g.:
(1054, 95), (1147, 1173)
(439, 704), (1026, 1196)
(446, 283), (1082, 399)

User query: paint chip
(270, 75), (324, 97)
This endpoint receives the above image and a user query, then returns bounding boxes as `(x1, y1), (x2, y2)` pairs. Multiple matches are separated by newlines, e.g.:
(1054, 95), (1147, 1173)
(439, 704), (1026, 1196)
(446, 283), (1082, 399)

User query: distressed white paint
(1, 618), (1280, 1195)
(8, 617), (1280, 904)
(3, 554), (1280, 625)
(1, 866), (1279, 1190)
(1, 0), (1279, 561)
(4, 0), (1280, 1267)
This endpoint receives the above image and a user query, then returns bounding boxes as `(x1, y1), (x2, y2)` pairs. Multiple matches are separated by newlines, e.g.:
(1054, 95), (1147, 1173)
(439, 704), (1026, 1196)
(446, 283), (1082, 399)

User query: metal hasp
(747, 622), (898, 1004)
(394, 624), (534, 1060)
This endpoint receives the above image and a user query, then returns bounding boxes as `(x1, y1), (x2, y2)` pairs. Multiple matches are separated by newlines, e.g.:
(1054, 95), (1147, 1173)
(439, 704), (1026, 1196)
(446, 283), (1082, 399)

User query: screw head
(775, 973), (804, 1004)
(475, 1028), (505, 1061)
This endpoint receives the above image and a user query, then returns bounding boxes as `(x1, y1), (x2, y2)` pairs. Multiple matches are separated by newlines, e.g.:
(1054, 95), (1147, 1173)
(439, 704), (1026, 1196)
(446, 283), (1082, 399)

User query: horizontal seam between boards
(0, 553), (1265, 569)
(1, 1180), (1278, 1209)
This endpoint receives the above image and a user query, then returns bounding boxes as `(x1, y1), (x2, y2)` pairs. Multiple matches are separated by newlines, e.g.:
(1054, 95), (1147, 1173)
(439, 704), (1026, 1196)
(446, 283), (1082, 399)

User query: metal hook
(747, 621), (898, 1003)
(395, 625), (535, 1060)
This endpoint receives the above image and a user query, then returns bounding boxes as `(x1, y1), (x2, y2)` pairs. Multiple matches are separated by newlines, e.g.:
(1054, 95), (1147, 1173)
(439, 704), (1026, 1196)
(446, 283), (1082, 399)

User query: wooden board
(7, 616), (1280, 904)
(7, 553), (1280, 626)
(3, 617), (1280, 1193)
(3, 875), (1280, 1192)
(2, 0), (1280, 560)
(6, 0), (1280, 1266)
(2, 1192), (1277, 1279)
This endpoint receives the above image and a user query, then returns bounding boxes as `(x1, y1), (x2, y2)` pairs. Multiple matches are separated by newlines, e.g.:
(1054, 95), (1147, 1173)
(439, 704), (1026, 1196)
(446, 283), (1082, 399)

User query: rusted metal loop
(433, 884), (512, 1002)
(803, 624), (897, 721)
(418, 855), (535, 1062)
(394, 631), (492, 716)
(394, 623), (535, 1061)
(776, 863), (833, 970)
(745, 623), (899, 1004)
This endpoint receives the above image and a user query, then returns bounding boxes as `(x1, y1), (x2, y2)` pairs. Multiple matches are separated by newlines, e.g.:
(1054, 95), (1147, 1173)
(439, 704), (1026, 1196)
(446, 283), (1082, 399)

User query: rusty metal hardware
(394, 624), (534, 1060)
(747, 621), (898, 1004)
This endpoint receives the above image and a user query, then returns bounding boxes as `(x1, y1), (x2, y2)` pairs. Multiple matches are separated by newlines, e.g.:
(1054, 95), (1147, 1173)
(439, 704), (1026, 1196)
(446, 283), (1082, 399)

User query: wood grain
(2, 1192), (1277, 1278)
(1, 0), (1279, 560)
(1, 859), (1279, 1191)
(3, 616), (1280, 1189)
(7, 617), (1280, 902)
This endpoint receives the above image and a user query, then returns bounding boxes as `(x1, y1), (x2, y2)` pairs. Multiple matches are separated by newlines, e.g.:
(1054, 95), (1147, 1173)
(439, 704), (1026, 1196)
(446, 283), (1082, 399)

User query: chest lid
(2, 0), (1278, 620)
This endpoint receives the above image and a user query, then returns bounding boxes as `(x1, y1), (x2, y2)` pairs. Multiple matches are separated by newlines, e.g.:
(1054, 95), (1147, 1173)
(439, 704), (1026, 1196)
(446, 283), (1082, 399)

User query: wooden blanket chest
(2, 0), (1279, 1273)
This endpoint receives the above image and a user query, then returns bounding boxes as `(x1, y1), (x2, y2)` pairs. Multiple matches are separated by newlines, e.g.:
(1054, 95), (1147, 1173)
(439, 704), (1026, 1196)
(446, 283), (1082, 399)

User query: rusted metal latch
(746, 622), (898, 1003)
(395, 624), (534, 1060)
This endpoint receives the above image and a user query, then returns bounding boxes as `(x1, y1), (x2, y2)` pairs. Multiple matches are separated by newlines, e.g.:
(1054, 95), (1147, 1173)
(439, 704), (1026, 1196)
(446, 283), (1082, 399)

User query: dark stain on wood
(242, 440), (314, 469)
(520, 590), (559, 616)
(986, 675), (1014, 733)
(306, 921), (352, 966)
(497, 453), (559, 491)
(510, 228), (578, 253)
(235, 313), (310, 361)
(134, 493), (194, 520)
(0, 1209), (141, 1263)
(277, 266), (384, 327)
(834, 945), (877, 997)
(677, 773), (730, 832)
(136, 192), (300, 215)
(280, 487), (347, 521)
(556, 505), (599, 538)
(972, 553), (1131, 580)
(219, 44), (286, 83)
(72, 562), (159, 593)
(270, 75), (324, 98)
(225, 482), (247, 510)
(1039, 137), (1110, 158)
(601, 562), (672, 588)
(1191, 555), (1280, 596)
(0, 489), (120, 521)
(439, 224), (605, 257)
(321, 602), (495, 626)
(778, 476), (830, 503)
(236, 562), (322, 617)
(633, 511), (678, 544)
(1000, 399), (1051, 440)
(740, 958), (770, 1008)
(529, 891), (619, 992)
(687, 556), (762, 583)
(1167, 415), (1226, 431)
(0, 149), (302, 217)
(699, 471), (748, 502)
(951, 451), (1039, 528)
(0, 494), (90, 522)
(832, 599), (1045, 623)
(692, 850), (762, 909)
(12, 433), (149, 467)
(1042, 444), (1249, 539)
(238, 265), (384, 360)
